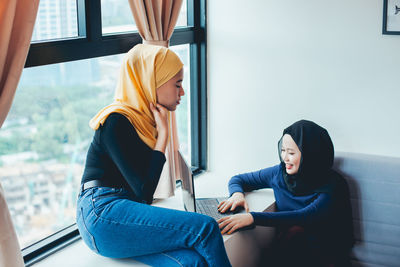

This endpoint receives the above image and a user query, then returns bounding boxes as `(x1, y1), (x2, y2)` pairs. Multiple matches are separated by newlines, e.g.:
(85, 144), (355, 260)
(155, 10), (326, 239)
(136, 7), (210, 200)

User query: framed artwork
(383, 0), (400, 34)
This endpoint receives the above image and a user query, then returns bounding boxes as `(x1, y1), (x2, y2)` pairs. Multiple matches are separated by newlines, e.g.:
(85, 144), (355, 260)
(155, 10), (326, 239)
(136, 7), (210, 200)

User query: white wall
(207, 0), (400, 177)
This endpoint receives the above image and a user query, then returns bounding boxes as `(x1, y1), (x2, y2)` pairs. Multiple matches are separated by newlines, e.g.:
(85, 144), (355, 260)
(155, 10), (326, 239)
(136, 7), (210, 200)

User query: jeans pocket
(77, 207), (99, 254)
(93, 187), (124, 201)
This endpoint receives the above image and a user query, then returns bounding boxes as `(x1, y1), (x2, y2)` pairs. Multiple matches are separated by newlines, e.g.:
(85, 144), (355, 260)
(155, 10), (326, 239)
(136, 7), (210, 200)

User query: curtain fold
(129, 0), (183, 47)
(0, 184), (24, 267)
(0, 0), (40, 266)
(128, 0), (183, 198)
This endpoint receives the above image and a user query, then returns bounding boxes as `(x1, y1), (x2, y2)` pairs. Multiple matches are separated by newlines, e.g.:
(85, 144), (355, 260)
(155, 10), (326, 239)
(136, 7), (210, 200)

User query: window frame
(21, 0), (206, 265)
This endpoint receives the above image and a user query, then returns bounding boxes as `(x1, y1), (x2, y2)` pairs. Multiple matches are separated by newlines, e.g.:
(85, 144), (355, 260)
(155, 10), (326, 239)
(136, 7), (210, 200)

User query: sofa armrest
(263, 201), (276, 212)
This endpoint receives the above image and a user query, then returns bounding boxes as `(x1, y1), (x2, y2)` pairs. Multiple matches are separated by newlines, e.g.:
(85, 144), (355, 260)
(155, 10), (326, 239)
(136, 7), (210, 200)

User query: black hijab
(278, 121), (355, 262)
(278, 120), (335, 196)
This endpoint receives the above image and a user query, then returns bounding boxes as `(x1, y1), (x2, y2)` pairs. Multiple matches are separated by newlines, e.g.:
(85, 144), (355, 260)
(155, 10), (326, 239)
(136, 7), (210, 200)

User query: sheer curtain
(0, 0), (40, 266)
(128, 0), (184, 198)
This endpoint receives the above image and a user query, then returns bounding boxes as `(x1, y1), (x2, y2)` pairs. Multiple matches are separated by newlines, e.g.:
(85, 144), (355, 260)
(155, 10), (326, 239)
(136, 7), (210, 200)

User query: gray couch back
(333, 152), (400, 267)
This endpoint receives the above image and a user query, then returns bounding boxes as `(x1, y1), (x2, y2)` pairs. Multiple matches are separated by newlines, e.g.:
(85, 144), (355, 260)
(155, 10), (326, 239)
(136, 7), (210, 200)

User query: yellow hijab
(89, 44), (183, 148)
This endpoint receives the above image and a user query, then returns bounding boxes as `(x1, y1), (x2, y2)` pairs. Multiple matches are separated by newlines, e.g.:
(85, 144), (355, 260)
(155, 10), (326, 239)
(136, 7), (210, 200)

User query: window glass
(32, 0), (78, 42)
(101, 0), (187, 35)
(175, 0), (188, 28)
(170, 44), (191, 164)
(0, 55), (119, 248)
(0, 45), (191, 248)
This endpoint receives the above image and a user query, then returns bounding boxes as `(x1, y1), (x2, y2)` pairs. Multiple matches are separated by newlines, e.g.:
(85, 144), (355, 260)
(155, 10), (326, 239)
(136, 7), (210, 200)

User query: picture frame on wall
(383, 0), (400, 34)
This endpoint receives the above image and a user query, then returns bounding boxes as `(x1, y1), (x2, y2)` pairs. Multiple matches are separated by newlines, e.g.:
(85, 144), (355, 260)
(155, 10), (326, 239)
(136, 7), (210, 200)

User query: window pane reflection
(32, 0), (78, 42)
(101, 0), (187, 35)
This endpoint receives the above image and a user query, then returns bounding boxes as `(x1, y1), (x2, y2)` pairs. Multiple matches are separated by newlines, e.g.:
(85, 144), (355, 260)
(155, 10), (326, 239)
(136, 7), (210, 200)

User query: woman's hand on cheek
(217, 213), (254, 235)
(150, 102), (168, 138)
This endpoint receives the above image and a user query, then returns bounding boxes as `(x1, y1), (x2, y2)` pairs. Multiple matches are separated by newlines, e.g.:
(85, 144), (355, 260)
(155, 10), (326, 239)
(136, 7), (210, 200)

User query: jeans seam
(89, 194), (204, 241)
(161, 252), (184, 267)
(79, 207), (100, 253)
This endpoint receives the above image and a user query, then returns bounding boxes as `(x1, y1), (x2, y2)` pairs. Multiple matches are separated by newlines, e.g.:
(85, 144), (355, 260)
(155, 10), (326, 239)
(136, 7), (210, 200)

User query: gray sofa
(333, 152), (400, 267)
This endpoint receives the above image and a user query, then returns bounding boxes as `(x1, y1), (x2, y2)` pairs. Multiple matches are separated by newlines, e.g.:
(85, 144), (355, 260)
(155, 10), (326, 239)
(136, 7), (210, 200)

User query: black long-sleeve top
(81, 113), (166, 204)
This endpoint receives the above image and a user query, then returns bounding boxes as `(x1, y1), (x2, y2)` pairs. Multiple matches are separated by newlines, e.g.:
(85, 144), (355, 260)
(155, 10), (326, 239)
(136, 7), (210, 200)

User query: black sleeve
(100, 113), (166, 203)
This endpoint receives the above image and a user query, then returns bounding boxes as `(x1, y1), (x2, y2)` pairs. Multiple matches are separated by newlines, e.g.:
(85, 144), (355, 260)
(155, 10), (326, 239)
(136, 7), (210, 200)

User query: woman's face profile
(281, 134), (302, 175)
(156, 68), (184, 111)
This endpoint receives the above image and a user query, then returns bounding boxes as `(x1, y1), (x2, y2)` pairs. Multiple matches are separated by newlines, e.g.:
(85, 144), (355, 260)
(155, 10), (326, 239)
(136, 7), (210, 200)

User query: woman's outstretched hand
(217, 213), (254, 235)
(150, 102), (169, 153)
(218, 192), (249, 213)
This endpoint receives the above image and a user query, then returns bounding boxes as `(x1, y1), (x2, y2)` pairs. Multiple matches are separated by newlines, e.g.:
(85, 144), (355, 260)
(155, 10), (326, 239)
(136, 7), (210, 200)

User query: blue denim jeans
(76, 186), (231, 267)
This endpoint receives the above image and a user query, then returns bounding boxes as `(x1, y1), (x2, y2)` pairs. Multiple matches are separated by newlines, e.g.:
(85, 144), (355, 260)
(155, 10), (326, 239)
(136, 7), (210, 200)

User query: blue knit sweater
(228, 164), (333, 227)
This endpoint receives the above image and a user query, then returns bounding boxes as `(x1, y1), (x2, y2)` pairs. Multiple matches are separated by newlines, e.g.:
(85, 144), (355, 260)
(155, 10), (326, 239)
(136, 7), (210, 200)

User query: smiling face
(281, 134), (302, 175)
(156, 68), (184, 111)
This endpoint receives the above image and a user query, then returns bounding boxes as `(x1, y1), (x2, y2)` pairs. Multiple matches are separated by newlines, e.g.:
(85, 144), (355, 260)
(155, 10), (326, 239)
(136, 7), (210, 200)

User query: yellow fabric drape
(129, 0), (184, 199)
(90, 44), (183, 149)
(0, 1), (39, 266)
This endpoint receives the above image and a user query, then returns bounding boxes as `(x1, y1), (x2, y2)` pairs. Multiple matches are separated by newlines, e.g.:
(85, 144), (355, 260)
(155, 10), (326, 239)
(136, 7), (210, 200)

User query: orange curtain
(128, 0), (183, 198)
(0, 0), (40, 266)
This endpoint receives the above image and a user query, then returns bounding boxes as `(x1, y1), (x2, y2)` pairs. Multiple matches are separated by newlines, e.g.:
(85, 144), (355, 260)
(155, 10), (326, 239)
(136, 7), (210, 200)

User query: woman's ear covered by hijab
(279, 120), (335, 195)
(89, 44), (183, 148)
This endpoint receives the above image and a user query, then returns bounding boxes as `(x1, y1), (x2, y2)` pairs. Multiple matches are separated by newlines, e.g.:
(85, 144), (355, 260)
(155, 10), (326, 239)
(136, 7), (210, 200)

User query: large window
(0, 0), (205, 265)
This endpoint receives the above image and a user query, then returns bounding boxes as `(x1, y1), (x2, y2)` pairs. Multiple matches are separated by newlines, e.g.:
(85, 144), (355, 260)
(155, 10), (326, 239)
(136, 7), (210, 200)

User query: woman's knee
(200, 215), (220, 234)
(279, 225), (306, 245)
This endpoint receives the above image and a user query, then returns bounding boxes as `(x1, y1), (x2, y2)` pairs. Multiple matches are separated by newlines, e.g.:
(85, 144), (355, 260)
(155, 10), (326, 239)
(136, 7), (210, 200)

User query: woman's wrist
(154, 132), (168, 153)
(157, 130), (168, 140)
(232, 192), (244, 198)
(247, 213), (255, 224)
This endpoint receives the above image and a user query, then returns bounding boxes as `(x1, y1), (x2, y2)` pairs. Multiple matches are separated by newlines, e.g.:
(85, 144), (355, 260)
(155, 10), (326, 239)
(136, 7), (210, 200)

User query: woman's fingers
(156, 103), (168, 115)
(150, 102), (162, 117)
(219, 200), (245, 213)
(217, 200), (226, 209)
(227, 224), (239, 235)
(218, 193), (249, 213)
(150, 102), (169, 136)
(149, 102), (156, 113)
(217, 216), (229, 225)
(150, 102), (167, 115)
(220, 223), (232, 235)
(218, 216), (237, 234)
(218, 214), (254, 235)
(218, 217), (233, 234)
(218, 200), (230, 212)
(244, 201), (249, 212)
(219, 201), (233, 213)
(220, 218), (239, 235)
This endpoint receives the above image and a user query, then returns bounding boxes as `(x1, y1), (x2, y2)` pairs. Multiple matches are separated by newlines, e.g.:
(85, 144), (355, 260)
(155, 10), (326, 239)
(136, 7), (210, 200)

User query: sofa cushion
(333, 152), (400, 267)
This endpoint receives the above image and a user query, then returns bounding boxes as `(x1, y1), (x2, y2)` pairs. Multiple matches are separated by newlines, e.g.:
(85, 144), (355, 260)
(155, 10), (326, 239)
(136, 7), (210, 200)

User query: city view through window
(101, 0), (187, 34)
(0, 0), (190, 249)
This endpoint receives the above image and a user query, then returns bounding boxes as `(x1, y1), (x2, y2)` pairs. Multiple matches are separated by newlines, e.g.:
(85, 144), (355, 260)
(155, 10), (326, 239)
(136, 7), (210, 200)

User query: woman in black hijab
(218, 120), (354, 266)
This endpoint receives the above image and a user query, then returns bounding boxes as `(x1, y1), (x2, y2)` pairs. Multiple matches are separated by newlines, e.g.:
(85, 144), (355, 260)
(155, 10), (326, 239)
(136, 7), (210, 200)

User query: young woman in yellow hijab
(76, 44), (231, 267)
